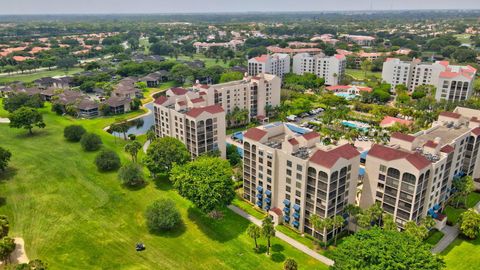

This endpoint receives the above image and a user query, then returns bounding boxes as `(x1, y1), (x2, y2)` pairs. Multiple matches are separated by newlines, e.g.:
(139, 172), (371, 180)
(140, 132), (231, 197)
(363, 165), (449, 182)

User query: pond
(111, 102), (155, 137)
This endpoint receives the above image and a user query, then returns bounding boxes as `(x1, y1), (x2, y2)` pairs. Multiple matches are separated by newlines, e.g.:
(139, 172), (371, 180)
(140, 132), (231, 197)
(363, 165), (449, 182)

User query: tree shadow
(152, 174), (174, 191)
(271, 243), (284, 253)
(14, 129), (50, 139)
(0, 197), (6, 207)
(148, 219), (186, 238)
(0, 167), (18, 182)
(123, 181), (148, 191)
(187, 207), (248, 243)
(255, 245), (267, 254)
(270, 252), (286, 263)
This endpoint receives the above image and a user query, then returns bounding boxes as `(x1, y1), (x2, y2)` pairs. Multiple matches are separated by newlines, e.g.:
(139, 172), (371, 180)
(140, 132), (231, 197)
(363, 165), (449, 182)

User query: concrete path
(431, 224), (459, 254)
(143, 140), (151, 153)
(7, 237), (29, 264)
(228, 205), (334, 266)
(0, 118), (9, 124)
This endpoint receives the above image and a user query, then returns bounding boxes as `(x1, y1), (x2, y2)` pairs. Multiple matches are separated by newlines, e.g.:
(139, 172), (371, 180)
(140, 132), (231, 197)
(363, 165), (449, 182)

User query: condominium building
(242, 122), (360, 241)
(340, 34), (375, 46)
(360, 107), (480, 227)
(292, 53), (346, 86)
(153, 74), (281, 158)
(382, 58), (477, 101)
(248, 53), (291, 78)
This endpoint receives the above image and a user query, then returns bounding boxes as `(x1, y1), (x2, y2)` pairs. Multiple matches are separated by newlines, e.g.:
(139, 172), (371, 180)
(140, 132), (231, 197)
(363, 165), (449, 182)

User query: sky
(1, 0), (479, 15)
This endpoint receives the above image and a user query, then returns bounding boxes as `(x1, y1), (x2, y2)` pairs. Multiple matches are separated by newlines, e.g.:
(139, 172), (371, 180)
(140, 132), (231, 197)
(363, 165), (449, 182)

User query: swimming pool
(335, 92), (357, 100)
(341, 120), (370, 132)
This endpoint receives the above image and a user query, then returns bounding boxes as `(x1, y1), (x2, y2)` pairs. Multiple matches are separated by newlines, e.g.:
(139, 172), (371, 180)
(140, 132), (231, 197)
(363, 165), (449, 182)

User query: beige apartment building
(361, 107), (480, 227)
(382, 58), (477, 102)
(292, 53), (346, 86)
(153, 73), (281, 158)
(242, 122), (359, 241)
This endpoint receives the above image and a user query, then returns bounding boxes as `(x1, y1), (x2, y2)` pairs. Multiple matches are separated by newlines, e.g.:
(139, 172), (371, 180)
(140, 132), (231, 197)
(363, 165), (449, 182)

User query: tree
(332, 215), (345, 246)
(0, 216), (9, 238)
(146, 129), (156, 142)
(309, 214), (322, 247)
(170, 156), (234, 213)
(118, 162), (145, 187)
(0, 237), (15, 262)
(331, 228), (445, 270)
(247, 223), (261, 250)
(56, 56), (77, 72)
(283, 258), (298, 270)
(452, 176), (475, 208)
(404, 221), (428, 241)
(0, 147), (12, 172)
(63, 125), (86, 142)
(144, 137), (190, 176)
(80, 133), (102, 151)
(219, 71), (244, 83)
(18, 259), (48, 270)
(110, 121), (130, 140)
(226, 144), (241, 166)
(124, 141), (142, 163)
(344, 204), (361, 232)
(9, 107), (46, 135)
(459, 208), (480, 239)
(3, 93), (44, 113)
(94, 150), (121, 172)
(452, 47), (477, 63)
(261, 216), (275, 255)
(360, 60), (372, 77)
(145, 198), (181, 232)
(382, 213), (397, 231)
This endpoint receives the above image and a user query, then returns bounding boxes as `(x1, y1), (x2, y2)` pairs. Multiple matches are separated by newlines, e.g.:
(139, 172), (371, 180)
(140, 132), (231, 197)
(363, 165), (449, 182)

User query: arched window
(387, 168), (400, 179)
(318, 171), (328, 181)
(402, 173), (416, 185)
(340, 167), (347, 177)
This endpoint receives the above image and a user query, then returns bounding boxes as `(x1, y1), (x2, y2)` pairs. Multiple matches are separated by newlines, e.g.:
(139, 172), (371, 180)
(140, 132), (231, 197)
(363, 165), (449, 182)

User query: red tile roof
(253, 54), (269, 63)
(170, 87), (188, 96)
(391, 132), (415, 142)
(472, 127), (480, 136)
(302, 131), (320, 140)
(424, 140), (438, 148)
(439, 111), (461, 119)
(471, 117), (480, 123)
(190, 97), (204, 103)
(185, 105), (224, 117)
(243, 128), (268, 141)
(270, 207), (282, 216)
(154, 96), (168, 105)
(288, 138), (299, 145)
(177, 101), (186, 106)
(309, 144), (359, 168)
(368, 144), (430, 170)
(380, 116), (413, 127)
(440, 145), (455, 154)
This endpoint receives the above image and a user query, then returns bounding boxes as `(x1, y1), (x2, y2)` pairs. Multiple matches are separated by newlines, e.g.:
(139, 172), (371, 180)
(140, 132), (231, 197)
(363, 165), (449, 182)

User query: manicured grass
(0, 105), (327, 269)
(454, 34), (472, 45)
(441, 236), (480, 270)
(0, 68), (83, 84)
(444, 192), (480, 225)
(139, 37), (151, 54)
(167, 54), (230, 68)
(231, 195), (266, 220)
(0, 98), (8, 118)
(346, 69), (381, 81)
(142, 81), (177, 103)
(425, 229), (444, 246)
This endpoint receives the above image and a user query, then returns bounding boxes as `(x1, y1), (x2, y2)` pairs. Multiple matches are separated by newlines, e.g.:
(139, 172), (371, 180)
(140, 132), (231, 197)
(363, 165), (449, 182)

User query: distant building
(341, 34), (376, 46)
(379, 116), (413, 128)
(248, 53), (290, 78)
(293, 53), (346, 86)
(193, 40), (244, 53)
(266, 46), (323, 57)
(382, 58), (477, 101)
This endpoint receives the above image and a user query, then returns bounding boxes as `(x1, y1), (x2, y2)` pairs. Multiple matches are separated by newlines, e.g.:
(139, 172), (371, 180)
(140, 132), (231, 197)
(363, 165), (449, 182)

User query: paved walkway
(0, 237), (29, 265)
(228, 205), (334, 266)
(431, 224), (459, 254)
(143, 140), (151, 153)
(0, 118), (9, 124)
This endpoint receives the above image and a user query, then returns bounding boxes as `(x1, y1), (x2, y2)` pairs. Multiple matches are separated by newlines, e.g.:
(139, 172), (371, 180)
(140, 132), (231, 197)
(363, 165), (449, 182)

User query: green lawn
(425, 229), (444, 246)
(0, 68), (83, 84)
(445, 192), (480, 225)
(441, 237), (480, 270)
(167, 54), (230, 68)
(139, 37), (151, 54)
(346, 69), (381, 81)
(0, 104), (327, 270)
(232, 195), (267, 220)
(454, 34), (472, 45)
(0, 99), (8, 117)
(142, 81), (177, 104)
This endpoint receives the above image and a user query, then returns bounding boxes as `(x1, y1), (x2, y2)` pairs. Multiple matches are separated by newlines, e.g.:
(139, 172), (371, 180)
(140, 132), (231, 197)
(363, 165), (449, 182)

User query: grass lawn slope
(442, 237), (480, 270)
(0, 105), (326, 270)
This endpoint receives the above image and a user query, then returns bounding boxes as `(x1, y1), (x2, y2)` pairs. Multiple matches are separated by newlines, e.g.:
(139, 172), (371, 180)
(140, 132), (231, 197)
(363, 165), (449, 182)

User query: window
(296, 182), (302, 189)
(287, 160), (292, 167)
(296, 191), (301, 197)
(286, 186), (291, 192)
(380, 165), (387, 172)
(297, 165), (303, 171)
(287, 169), (292, 176)
(286, 177), (291, 184)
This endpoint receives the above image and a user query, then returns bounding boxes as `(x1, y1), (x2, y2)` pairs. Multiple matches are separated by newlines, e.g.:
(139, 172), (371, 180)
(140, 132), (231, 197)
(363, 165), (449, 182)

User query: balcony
(256, 193), (263, 200)
(256, 201), (263, 207)
(256, 186), (263, 193)
(265, 190), (272, 197)
(283, 199), (291, 207)
(293, 204), (301, 212)
(293, 212), (300, 220)
(284, 207), (290, 214)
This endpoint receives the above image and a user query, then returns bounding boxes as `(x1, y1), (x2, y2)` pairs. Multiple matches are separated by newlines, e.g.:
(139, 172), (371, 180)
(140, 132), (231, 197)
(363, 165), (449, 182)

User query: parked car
(286, 115), (297, 122)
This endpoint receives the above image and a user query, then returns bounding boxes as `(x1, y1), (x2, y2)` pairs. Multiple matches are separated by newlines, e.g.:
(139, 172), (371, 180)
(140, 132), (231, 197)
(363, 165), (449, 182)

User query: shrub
(80, 133), (102, 151)
(118, 162), (145, 187)
(94, 150), (121, 172)
(145, 198), (181, 232)
(64, 125), (86, 142)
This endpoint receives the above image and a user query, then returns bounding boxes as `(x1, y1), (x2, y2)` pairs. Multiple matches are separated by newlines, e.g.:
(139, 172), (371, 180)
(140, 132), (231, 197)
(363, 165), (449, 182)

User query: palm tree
(283, 258), (298, 270)
(247, 224), (261, 251)
(356, 211), (371, 229)
(368, 202), (384, 226)
(309, 214), (322, 248)
(344, 204), (361, 232)
(332, 215), (345, 246)
(124, 141), (142, 162)
(146, 129), (156, 142)
(382, 213), (397, 231)
(261, 217), (275, 255)
(318, 217), (333, 249)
